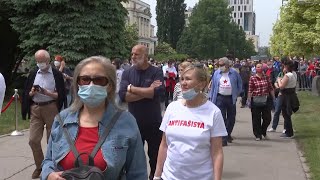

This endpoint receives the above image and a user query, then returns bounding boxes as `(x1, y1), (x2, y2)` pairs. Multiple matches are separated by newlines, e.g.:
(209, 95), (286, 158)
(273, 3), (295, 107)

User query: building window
(240, 12), (242, 18)
(241, 0), (243, 4)
(247, 0), (249, 4)
(231, 6), (234, 11)
(244, 6), (247, 11)
(234, 13), (236, 18)
(238, 6), (240, 11)
(234, 0), (237, 4)
(238, 19), (240, 25)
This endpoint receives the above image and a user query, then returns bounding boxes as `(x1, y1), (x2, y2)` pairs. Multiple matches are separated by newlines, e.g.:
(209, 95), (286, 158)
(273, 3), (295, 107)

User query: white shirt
(285, 72), (297, 88)
(33, 67), (56, 102)
(116, 69), (124, 93)
(163, 65), (177, 77)
(160, 101), (227, 180)
(218, 73), (232, 95)
(0, 73), (6, 115)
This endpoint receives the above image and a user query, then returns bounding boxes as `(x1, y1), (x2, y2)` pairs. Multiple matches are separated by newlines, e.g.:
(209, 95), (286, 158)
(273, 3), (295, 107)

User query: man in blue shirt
(119, 45), (165, 180)
(209, 57), (242, 146)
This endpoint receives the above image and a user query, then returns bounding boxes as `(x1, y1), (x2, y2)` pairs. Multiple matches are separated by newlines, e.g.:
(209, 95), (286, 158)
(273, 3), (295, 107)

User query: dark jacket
(21, 68), (65, 120)
(281, 88), (300, 116)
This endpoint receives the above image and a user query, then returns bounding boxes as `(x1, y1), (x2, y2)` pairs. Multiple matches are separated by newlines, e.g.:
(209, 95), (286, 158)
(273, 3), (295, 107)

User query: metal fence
(296, 71), (320, 91)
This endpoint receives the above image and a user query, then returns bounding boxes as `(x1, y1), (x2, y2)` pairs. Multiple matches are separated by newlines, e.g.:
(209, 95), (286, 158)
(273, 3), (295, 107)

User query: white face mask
(37, 62), (47, 70)
(54, 61), (61, 67)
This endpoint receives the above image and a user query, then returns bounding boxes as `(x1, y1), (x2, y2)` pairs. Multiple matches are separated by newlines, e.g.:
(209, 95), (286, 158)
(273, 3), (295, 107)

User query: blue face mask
(78, 85), (108, 108)
(182, 88), (199, 100)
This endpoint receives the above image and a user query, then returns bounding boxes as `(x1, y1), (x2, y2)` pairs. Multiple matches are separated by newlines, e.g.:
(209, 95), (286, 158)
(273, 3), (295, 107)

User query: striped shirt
(173, 82), (182, 101)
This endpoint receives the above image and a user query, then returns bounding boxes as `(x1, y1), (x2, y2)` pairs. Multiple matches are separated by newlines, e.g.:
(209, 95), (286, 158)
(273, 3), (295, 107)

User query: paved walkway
(0, 103), (306, 180)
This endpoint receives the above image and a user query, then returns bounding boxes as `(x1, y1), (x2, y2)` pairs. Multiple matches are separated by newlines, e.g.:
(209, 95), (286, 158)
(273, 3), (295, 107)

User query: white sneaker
(282, 129), (286, 134)
(255, 138), (261, 141)
(267, 128), (276, 132)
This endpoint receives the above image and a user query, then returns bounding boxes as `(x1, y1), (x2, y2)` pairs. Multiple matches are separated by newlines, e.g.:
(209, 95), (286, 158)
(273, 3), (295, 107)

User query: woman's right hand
(48, 171), (66, 180)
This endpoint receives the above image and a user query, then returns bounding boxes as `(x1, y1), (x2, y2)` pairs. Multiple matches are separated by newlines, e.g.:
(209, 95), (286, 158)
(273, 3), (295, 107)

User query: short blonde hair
(70, 56), (116, 112)
(182, 63), (209, 91)
(178, 61), (192, 70)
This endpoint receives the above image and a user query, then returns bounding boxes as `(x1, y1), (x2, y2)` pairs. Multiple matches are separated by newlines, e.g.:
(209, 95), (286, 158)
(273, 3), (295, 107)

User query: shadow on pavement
(223, 171), (245, 179)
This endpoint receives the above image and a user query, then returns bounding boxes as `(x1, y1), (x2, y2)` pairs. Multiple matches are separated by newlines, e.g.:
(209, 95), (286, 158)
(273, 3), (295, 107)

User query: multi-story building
(228, 0), (256, 36)
(122, 0), (156, 55)
(185, 7), (193, 27)
(246, 34), (259, 52)
(228, 0), (259, 51)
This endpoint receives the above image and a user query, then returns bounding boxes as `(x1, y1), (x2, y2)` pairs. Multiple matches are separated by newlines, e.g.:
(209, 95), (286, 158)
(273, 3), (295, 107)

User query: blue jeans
(272, 95), (283, 129)
(216, 94), (236, 143)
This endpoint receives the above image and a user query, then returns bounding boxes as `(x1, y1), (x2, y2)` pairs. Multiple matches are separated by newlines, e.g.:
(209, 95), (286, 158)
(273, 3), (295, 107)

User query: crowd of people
(8, 46), (316, 179)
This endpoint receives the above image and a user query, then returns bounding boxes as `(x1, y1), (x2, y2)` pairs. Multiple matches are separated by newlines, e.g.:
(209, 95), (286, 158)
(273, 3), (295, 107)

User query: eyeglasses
(77, 76), (109, 86)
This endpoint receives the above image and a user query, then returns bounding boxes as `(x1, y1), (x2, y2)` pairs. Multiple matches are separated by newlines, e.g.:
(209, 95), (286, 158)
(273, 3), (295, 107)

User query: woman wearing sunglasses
(42, 56), (147, 180)
(154, 64), (227, 180)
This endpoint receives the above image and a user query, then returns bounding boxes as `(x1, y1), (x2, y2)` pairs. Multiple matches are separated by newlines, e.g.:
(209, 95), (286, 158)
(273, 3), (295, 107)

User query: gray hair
(35, 50), (50, 61)
(70, 56), (116, 112)
(218, 57), (230, 66)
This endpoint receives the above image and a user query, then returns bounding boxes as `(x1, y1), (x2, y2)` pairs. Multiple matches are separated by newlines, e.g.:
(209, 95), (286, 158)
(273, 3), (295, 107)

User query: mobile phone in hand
(33, 85), (42, 92)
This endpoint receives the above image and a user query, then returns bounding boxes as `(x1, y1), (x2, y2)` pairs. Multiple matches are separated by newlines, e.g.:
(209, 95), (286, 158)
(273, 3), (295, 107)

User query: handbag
(252, 95), (268, 107)
(57, 110), (123, 180)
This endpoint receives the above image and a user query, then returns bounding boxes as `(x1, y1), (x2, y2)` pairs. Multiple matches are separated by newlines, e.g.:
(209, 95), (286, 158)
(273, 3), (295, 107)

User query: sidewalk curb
(0, 129), (29, 138)
(295, 140), (312, 180)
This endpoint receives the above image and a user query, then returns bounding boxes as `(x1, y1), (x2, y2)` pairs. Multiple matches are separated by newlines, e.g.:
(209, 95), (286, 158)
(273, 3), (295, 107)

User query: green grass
(293, 92), (320, 180)
(0, 99), (29, 135)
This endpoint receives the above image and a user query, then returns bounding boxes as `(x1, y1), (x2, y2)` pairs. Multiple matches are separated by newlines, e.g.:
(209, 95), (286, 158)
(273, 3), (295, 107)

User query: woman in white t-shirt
(154, 64), (227, 180)
(277, 60), (298, 138)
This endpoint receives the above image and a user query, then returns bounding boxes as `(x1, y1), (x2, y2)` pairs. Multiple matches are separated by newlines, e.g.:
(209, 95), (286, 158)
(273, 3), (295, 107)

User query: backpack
(57, 111), (123, 180)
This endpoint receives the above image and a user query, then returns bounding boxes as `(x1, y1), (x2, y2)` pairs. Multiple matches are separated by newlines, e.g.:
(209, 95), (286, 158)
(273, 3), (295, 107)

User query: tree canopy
(156, 0), (186, 49)
(123, 24), (139, 59)
(8, 0), (128, 66)
(176, 0), (256, 59)
(270, 0), (320, 57)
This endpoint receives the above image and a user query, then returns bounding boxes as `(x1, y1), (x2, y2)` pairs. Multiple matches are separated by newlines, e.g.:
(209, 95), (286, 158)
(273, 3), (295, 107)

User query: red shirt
(266, 68), (273, 77)
(60, 126), (107, 171)
(248, 75), (273, 97)
(307, 64), (316, 77)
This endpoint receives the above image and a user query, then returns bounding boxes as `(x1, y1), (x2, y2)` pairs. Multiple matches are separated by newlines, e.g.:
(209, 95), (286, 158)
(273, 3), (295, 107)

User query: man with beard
(119, 45), (165, 180)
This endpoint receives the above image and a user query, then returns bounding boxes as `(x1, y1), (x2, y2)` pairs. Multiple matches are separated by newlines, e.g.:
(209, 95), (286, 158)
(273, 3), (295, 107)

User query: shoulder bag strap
(90, 110), (123, 158)
(56, 113), (82, 165)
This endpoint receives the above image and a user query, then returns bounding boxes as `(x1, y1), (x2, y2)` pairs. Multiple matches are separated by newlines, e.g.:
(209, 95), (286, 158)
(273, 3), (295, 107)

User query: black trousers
(138, 121), (162, 180)
(241, 83), (249, 106)
(281, 100), (294, 136)
(165, 90), (173, 107)
(251, 105), (272, 138)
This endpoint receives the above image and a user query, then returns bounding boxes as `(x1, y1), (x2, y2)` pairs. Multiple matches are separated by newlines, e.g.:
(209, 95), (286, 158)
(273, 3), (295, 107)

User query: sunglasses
(77, 76), (109, 86)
